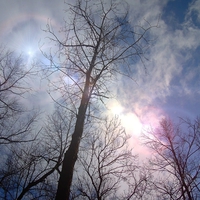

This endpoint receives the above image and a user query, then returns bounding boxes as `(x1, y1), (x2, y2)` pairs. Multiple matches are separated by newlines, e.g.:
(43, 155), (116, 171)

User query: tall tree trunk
(55, 79), (90, 200)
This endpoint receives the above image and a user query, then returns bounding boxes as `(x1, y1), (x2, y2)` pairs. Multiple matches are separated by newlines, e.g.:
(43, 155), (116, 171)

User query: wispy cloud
(1, 0), (200, 135)
(110, 0), (200, 131)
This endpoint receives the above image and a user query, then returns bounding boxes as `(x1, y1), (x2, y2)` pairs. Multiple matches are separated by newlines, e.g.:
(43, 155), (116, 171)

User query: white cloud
(1, 0), (200, 127)
(187, 0), (200, 23)
(127, 0), (168, 25)
(113, 0), (200, 126)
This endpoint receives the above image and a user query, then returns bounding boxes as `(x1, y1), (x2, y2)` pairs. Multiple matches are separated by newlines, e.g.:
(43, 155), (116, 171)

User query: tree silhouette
(0, 47), (45, 199)
(0, 106), (72, 199)
(42, 0), (156, 199)
(143, 117), (200, 200)
(71, 117), (149, 200)
(0, 47), (38, 144)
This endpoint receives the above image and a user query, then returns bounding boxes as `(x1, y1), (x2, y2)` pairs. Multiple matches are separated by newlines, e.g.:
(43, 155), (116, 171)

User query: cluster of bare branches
(41, 0), (156, 199)
(0, 46), (41, 198)
(0, 41), (199, 200)
(143, 117), (200, 200)
(71, 117), (149, 200)
(3, 0), (199, 200)
(0, 47), (38, 145)
(0, 105), (70, 199)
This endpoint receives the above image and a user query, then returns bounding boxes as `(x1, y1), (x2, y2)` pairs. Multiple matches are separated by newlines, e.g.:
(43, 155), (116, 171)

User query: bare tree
(0, 46), (38, 144)
(143, 117), (200, 200)
(0, 106), (73, 200)
(0, 46), (69, 199)
(42, 0), (156, 199)
(71, 117), (150, 200)
(0, 46), (50, 199)
(0, 141), (55, 200)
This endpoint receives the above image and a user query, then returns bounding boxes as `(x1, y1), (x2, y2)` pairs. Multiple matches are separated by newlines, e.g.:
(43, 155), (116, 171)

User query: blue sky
(0, 0), (200, 139)
(163, 0), (191, 25)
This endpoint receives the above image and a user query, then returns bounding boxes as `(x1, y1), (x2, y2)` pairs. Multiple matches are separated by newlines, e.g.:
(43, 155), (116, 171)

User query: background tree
(0, 46), (37, 144)
(71, 116), (150, 200)
(143, 117), (200, 200)
(0, 141), (56, 200)
(0, 46), (58, 199)
(0, 46), (37, 199)
(42, 0), (156, 198)
(0, 106), (74, 200)
(0, 106), (150, 199)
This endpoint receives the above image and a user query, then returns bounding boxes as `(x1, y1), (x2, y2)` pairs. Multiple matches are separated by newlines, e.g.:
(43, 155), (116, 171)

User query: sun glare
(121, 113), (143, 136)
(28, 50), (33, 56)
(26, 47), (36, 57)
(108, 101), (124, 115)
(107, 101), (143, 136)
(111, 105), (123, 115)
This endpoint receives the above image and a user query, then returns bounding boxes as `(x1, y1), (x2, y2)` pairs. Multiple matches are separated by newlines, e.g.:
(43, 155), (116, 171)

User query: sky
(0, 0), (200, 150)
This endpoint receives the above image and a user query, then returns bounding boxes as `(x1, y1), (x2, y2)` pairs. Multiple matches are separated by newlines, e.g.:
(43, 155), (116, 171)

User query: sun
(121, 113), (143, 136)
(26, 46), (37, 57)
(106, 100), (144, 137)
(107, 100), (142, 136)
(111, 104), (123, 115)
(108, 100), (124, 115)
(28, 49), (33, 56)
